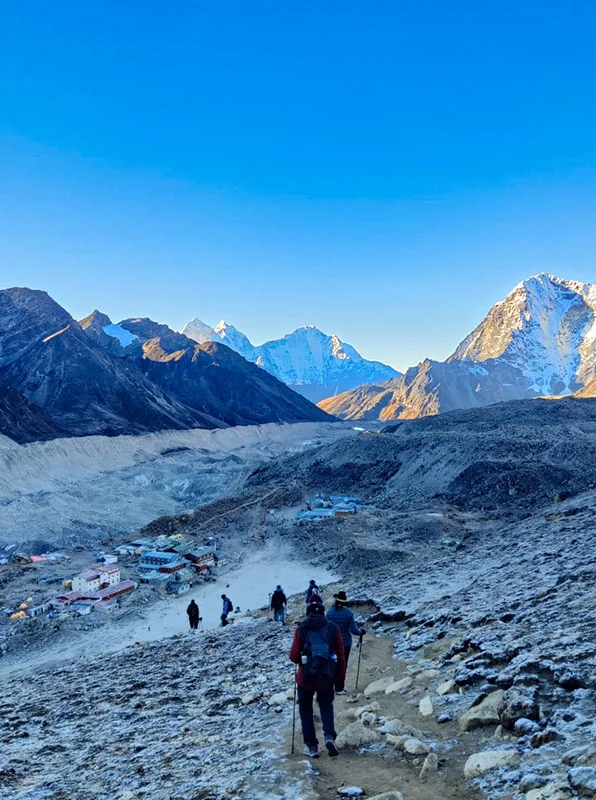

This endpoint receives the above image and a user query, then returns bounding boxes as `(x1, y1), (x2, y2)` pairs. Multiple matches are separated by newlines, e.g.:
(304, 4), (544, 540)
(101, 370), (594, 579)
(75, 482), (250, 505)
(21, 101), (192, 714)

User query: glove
(359, 628), (366, 636)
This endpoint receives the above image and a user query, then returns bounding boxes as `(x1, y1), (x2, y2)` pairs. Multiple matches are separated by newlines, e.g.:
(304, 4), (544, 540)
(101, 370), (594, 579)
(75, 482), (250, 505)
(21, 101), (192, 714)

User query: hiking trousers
(274, 607), (285, 624)
(297, 685), (336, 748)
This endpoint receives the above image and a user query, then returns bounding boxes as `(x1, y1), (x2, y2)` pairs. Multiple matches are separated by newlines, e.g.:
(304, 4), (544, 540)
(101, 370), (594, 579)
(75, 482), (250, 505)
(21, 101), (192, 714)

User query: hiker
(326, 591), (366, 691)
(220, 593), (233, 626)
(270, 584), (287, 624)
(289, 600), (345, 759)
(305, 579), (321, 605)
(186, 599), (200, 630)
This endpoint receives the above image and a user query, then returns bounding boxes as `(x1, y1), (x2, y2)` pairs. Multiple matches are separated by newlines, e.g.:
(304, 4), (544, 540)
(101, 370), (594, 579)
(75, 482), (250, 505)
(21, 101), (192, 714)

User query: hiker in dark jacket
(220, 594), (233, 626)
(186, 599), (200, 630)
(326, 591), (365, 688)
(289, 600), (346, 759)
(270, 585), (287, 624)
(305, 579), (321, 605)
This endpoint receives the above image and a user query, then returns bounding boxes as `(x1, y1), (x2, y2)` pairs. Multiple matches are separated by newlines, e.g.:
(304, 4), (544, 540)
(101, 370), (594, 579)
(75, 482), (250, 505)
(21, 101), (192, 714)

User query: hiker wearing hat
(270, 585), (287, 624)
(326, 591), (366, 691)
(289, 600), (346, 759)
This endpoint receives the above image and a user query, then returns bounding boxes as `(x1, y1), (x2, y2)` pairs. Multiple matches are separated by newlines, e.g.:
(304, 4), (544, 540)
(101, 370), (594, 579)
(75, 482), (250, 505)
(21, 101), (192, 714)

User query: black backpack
(301, 622), (336, 682)
(225, 598), (233, 613)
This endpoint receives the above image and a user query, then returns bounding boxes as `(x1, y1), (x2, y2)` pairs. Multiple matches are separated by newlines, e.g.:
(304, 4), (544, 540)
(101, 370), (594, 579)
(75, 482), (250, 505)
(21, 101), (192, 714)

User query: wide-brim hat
(333, 591), (348, 603)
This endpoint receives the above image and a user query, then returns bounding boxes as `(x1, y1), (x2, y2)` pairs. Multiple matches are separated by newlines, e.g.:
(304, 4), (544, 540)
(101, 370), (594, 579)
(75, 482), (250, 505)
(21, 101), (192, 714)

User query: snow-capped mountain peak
(180, 318), (400, 402)
(453, 273), (596, 395)
(180, 318), (216, 344)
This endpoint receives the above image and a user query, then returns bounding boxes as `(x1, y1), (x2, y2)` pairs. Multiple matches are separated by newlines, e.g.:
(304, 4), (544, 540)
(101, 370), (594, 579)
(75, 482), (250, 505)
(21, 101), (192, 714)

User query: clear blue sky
(1, 0), (596, 371)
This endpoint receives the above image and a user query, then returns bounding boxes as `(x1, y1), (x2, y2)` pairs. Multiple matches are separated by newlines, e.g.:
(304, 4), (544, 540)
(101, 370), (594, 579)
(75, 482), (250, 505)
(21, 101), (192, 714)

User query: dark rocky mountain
(119, 318), (333, 426)
(0, 288), (331, 442)
(0, 382), (66, 443)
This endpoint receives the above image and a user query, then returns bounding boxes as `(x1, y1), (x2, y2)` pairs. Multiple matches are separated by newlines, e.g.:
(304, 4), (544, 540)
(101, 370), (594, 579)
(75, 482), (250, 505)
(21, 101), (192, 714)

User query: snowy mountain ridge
(181, 318), (400, 403)
(321, 273), (596, 421)
(452, 272), (596, 395)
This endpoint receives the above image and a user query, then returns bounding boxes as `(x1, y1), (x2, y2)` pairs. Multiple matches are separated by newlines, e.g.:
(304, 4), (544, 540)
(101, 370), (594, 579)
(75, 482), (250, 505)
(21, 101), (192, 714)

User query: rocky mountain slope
(182, 318), (400, 402)
(6, 395), (594, 799)
(0, 288), (331, 442)
(320, 273), (596, 420)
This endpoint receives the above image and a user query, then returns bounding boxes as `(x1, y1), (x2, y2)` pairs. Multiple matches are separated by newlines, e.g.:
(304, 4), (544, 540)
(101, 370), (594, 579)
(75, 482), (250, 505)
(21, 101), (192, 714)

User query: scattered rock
(404, 737), (431, 755)
(525, 781), (573, 799)
(367, 793), (405, 800)
(420, 752), (439, 779)
(364, 676), (395, 697)
(437, 712), (452, 724)
(336, 719), (381, 748)
(437, 679), (457, 695)
(514, 717), (541, 735)
(498, 688), (539, 730)
(385, 677), (413, 694)
(419, 696), (434, 717)
(464, 749), (520, 778)
(338, 788), (365, 797)
(459, 690), (504, 732)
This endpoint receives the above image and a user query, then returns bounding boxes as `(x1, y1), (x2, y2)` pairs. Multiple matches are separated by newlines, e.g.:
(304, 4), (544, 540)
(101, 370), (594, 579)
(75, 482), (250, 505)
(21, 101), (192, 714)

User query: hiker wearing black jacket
(289, 601), (346, 759)
(220, 594), (233, 626)
(186, 599), (200, 630)
(270, 585), (287, 624)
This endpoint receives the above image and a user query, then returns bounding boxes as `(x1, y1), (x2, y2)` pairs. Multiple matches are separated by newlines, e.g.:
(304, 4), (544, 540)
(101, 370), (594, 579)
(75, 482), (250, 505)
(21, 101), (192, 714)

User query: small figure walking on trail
(326, 591), (365, 693)
(187, 599), (200, 631)
(289, 600), (345, 759)
(271, 585), (287, 624)
(305, 579), (321, 605)
(220, 594), (233, 626)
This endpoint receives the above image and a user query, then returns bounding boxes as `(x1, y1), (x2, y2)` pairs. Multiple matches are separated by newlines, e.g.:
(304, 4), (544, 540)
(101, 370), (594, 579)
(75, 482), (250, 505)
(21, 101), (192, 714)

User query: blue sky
(1, 1), (595, 370)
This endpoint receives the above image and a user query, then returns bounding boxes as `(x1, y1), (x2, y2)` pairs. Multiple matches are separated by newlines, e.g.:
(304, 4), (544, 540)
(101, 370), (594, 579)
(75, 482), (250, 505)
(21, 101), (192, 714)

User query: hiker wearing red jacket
(289, 600), (346, 758)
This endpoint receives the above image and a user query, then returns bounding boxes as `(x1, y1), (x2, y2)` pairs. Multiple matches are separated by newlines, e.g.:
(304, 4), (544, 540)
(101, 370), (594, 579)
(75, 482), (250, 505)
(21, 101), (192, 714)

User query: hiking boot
(325, 736), (339, 757)
(303, 745), (319, 758)
(336, 689), (347, 695)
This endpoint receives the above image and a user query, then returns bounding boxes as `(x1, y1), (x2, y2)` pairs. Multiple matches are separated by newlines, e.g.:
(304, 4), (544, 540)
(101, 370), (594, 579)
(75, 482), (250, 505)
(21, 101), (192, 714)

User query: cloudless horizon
(1, 1), (596, 371)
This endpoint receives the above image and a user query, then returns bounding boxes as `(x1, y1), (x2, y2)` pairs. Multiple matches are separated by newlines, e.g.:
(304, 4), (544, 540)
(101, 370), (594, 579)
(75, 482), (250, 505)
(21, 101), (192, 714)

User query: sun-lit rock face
(321, 273), (596, 421)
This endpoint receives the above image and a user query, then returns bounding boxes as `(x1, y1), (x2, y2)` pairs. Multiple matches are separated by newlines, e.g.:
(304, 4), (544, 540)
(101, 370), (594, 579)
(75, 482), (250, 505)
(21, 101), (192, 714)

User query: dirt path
(285, 630), (482, 800)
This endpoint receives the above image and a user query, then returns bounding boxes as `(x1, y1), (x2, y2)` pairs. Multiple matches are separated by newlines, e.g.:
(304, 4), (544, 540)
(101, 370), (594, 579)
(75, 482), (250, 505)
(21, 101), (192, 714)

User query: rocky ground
(5, 398), (596, 798)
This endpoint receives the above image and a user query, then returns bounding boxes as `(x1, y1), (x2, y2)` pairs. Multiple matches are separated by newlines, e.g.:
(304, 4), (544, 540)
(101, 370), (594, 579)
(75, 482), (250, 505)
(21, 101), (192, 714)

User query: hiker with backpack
(270, 585), (287, 624)
(186, 599), (200, 630)
(305, 579), (321, 605)
(220, 594), (233, 626)
(289, 600), (346, 759)
(326, 591), (366, 691)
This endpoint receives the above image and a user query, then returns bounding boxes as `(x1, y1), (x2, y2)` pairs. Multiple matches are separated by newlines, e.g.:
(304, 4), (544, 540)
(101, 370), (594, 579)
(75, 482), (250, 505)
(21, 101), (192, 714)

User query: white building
(72, 564), (121, 593)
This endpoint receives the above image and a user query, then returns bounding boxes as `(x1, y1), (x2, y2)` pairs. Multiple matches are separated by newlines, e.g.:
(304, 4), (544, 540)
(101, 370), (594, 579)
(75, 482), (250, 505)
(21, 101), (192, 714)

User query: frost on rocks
(0, 620), (312, 800)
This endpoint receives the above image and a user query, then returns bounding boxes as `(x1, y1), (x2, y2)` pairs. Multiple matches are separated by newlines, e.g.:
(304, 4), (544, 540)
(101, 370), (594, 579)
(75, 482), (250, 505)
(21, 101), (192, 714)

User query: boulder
(419, 696), (434, 717)
(241, 690), (260, 705)
(568, 767), (596, 797)
(464, 749), (520, 778)
(497, 688), (539, 730)
(385, 677), (413, 694)
(404, 738), (431, 755)
(459, 690), (504, 732)
(364, 675), (395, 697)
(338, 789), (365, 797)
(415, 668), (441, 682)
(526, 781), (573, 800)
(336, 719), (381, 748)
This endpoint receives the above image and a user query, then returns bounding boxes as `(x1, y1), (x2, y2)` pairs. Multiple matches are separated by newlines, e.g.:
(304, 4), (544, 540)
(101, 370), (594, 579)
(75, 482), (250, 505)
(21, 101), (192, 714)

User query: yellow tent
(10, 611), (26, 620)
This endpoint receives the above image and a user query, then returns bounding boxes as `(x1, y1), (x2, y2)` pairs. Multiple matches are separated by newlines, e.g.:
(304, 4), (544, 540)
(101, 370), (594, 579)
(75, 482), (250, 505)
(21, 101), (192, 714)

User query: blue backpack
(301, 622), (336, 682)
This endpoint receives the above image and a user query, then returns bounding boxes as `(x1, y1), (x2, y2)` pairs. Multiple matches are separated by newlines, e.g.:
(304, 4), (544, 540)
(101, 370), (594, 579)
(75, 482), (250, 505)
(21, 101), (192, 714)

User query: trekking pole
(355, 634), (363, 691)
(291, 663), (297, 755)
(267, 593), (272, 621)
